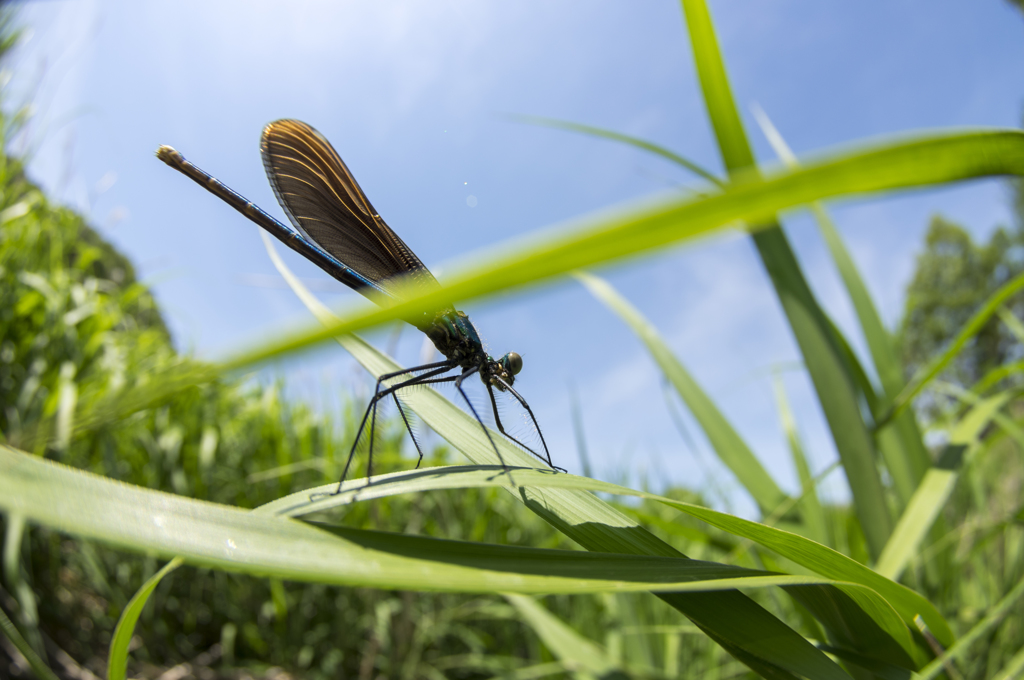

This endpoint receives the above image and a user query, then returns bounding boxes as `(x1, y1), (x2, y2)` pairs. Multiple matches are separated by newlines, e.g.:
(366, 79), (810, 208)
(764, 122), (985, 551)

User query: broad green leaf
(0, 444), (830, 595)
(681, 0), (892, 556)
(1, 442), (921, 674)
(266, 465), (944, 659)
(107, 559), (182, 680)
(577, 271), (788, 516)
(621, 507), (736, 553)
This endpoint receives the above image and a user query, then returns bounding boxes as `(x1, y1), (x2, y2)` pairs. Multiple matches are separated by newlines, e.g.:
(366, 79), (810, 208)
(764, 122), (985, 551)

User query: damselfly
(156, 119), (560, 490)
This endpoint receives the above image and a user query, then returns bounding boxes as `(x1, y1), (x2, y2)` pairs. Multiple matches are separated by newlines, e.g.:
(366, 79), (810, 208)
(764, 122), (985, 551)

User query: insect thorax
(424, 309), (486, 366)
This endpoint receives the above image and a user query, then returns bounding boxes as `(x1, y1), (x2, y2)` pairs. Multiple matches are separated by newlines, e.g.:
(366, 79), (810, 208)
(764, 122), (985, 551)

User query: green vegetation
(3, 2), (1024, 679)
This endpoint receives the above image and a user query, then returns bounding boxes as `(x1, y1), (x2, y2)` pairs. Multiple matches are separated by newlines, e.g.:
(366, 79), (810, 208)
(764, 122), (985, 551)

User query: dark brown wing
(260, 119), (443, 299)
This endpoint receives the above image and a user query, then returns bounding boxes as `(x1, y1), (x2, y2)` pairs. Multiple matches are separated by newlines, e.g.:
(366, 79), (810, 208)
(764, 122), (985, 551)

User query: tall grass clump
(2, 2), (1024, 679)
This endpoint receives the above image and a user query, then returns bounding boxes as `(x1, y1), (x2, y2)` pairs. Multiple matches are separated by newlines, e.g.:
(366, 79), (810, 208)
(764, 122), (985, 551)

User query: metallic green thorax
(421, 309), (519, 390)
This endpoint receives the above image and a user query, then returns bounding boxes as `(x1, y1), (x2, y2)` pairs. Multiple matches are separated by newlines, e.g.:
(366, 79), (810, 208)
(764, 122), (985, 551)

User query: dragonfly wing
(261, 119), (445, 308)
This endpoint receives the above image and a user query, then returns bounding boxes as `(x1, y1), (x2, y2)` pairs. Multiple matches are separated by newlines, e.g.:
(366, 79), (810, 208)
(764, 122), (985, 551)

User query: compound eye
(506, 352), (523, 375)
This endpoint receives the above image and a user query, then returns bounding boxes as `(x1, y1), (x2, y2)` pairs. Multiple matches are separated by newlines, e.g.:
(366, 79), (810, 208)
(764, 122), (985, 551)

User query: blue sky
(8, 0), (1023, 514)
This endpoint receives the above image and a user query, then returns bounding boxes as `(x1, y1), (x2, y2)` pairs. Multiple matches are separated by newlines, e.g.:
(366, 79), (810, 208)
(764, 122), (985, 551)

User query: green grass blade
(824, 312), (881, 417)
(997, 306), (1024, 343)
(504, 594), (617, 678)
(216, 128), (1024, 376)
(916, 573), (1024, 680)
(59, 128), (1024, 452)
(971, 358), (1024, 395)
(875, 392), (1012, 581)
(2, 513), (44, 661)
(772, 375), (829, 546)
(266, 465), (946, 655)
(681, 0), (893, 556)
(577, 270), (789, 515)
(754, 105), (932, 509)
(991, 645), (1024, 680)
(752, 106), (902, 403)
(511, 114), (725, 187)
(873, 468), (958, 585)
(0, 445), (836, 595)
(0, 600), (58, 680)
(106, 558), (182, 680)
(680, 0), (753, 172)
(762, 214), (894, 555)
(0, 443), (920, 673)
(622, 506), (736, 553)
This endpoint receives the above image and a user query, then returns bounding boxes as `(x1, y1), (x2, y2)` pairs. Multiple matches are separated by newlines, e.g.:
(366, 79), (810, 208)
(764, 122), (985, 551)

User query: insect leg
(491, 376), (562, 472)
(454, 366), (511, 474)
(391, 392), (425, 469)
(335, 362), (456, 494)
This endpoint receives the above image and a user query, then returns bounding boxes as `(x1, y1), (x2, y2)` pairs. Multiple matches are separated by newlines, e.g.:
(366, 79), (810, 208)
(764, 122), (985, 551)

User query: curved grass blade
(217, 128), (1024, 376)
(106, 558), (182, 680)
(511, 114), (725, 188)
(681, 0), (893, 557)
(74, 127), (1024, 446)
(0, 443), (866, 598)
(575, 270), (789, 515)
(264, 465), (946, 658)
(1, 442), (927, 672)
(996, 306), (1024, 343)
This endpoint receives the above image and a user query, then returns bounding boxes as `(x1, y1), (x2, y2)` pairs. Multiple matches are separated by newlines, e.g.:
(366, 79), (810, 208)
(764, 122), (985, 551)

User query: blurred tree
(898, 216), (1024, 401)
